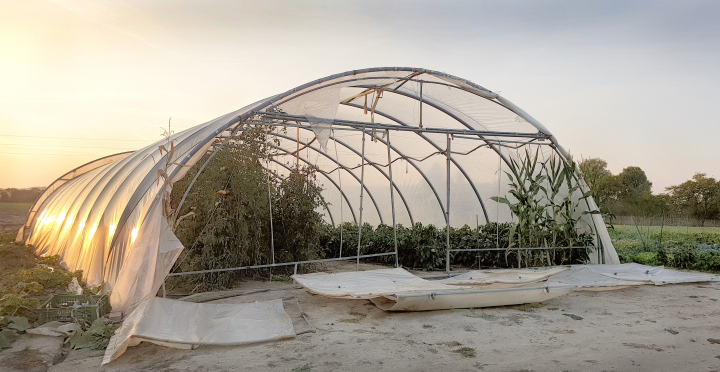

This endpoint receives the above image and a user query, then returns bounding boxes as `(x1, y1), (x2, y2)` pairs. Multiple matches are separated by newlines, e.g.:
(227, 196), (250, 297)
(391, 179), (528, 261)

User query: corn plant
(491, 148), (596, 267)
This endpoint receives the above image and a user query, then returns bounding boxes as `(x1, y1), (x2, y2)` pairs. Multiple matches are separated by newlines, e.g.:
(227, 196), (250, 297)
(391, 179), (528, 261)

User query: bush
(319, 221), (591, 271)
(170, 124), (327, 290)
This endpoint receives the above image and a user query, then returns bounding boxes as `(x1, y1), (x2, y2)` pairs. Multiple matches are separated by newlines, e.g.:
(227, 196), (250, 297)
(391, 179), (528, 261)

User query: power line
(0, 134), (153, 142)
(0, 152), (105, 157)
(0, 143), (138, 150)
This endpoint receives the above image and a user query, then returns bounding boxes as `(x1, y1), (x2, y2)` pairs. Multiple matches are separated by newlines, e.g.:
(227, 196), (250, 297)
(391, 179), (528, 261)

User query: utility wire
(0, 152), (105, 157)
(0, 134), (152, 142)
(0, 143), (138, 150)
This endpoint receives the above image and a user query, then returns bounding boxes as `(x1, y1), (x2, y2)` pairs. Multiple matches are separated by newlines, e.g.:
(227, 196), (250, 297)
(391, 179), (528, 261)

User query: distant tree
(665, 173), (720, 225)
(610, 166), (653, 214)
(616, 166), (652, 199)
(578, 157), (617, 211)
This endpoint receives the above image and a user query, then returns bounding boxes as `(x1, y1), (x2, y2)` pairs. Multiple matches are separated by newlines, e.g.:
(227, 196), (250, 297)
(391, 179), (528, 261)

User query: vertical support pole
(496, 154), (501, 249)
(333, 130), (344, 258)
(162, 282), (166, 298)
(445, 133), (451, 274)
(296, 126), (300, 169)
(476, 215), (480, 249)
(386, 129), (399, 268)
(419, 82), (423, 128)
(357, 128), (366, 270)
(268, 160), (275, 264)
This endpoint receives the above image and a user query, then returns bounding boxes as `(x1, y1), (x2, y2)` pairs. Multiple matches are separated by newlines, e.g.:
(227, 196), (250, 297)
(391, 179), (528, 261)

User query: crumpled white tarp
(292, 268), (575, 311)
(292, 268), (467, 299)
(439, 266), (569, 286)
(546, 263), (720, 289)
(102, 297), (295, 365)
(26, 322), (82, 337)
(293, 264), (719, 311)
(109, 201), (185, 317)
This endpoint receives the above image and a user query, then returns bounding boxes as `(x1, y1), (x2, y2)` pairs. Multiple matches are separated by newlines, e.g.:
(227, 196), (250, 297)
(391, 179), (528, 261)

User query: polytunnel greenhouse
(17, 67), (620, 315)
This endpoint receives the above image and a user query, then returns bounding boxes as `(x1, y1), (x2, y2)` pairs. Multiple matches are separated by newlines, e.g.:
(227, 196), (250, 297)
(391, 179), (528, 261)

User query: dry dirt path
(43, 279), (720, 372)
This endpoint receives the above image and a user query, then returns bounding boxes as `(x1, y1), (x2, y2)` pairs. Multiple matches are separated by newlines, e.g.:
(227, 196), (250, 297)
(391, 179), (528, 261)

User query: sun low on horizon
(1, 0), (719, 192)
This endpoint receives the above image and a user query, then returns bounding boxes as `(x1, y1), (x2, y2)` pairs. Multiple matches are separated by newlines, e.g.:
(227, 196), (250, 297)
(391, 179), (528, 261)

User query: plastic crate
(37, 295), (111, 325)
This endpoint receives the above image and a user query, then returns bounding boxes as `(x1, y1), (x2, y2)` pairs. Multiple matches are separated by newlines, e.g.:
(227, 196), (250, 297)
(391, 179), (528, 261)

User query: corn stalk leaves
(492, 149), (596, 266)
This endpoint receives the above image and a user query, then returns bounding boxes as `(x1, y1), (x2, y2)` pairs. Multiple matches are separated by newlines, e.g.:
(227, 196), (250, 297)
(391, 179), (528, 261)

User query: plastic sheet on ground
(291, 268), (466, 299)
(438, 266), (569, 286)
(27, 322), (81, 337)
(546, 263), (720, 290)
(292, 268), (575, 311)
(102, 297), (295, 365)
(293, 264), (719, 311)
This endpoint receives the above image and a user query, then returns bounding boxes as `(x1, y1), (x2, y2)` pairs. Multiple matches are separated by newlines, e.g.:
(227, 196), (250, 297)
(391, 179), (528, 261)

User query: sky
(1, 0), (719, 193)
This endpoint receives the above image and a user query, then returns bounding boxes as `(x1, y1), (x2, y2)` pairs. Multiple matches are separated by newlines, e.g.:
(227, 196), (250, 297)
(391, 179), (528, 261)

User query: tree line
(0, 188), (45, 203)
(579, 158), (720, 225)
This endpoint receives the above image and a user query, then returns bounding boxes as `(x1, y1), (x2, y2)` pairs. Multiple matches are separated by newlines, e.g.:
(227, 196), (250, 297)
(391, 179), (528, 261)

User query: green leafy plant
(490, 148), (596, 267)
(170, 124), (327, 290)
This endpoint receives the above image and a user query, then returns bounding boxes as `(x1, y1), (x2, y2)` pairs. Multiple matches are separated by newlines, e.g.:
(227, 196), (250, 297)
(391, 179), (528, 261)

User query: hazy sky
(1, 0), (718, 193)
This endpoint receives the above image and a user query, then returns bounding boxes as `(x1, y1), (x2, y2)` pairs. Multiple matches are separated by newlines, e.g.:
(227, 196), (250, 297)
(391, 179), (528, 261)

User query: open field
(0, 203), (33, 211)
(610, 225), (720, 242)
(0, 203), (30, 233)
(608, 225), (720, 273)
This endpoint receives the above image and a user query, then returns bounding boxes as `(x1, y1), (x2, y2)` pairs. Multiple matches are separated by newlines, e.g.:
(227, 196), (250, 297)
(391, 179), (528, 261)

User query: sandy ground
(23, 268), (717, 372)
(2, 210), (719, 371)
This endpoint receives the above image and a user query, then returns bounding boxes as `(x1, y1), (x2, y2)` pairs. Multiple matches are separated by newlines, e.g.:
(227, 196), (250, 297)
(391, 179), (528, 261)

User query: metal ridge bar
(342, 102), (489, 223)
(328, 134), (415, 226)
(449, 246), (596, 252)
(254, 112), (549, 139)
(267, 143), (357, 223)
(168, 252), (397, 277)
(269, 134), (386, 225)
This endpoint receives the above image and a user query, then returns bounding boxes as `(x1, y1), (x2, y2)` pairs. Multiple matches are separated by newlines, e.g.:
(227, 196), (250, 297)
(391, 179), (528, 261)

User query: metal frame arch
(267, 67), (497, 109)
(269, 133), (386, 225)
(342, 102), (491, 223)
(323, 134), (415, 226)
(100, 67), (551, 258)
(350, 84), (513, 166)
(266, 126), (416, 226)
(266, 153), (356, 225)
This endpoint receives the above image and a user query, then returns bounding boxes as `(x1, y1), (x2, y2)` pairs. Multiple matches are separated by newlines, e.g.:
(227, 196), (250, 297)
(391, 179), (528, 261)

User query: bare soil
(0, 207), (27, 233)
(43, 270), (720, 372)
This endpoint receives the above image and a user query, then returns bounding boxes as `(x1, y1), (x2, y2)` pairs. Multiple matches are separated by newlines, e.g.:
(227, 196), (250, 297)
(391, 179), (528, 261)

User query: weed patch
(440, 341), (462, 347)
(511, 303), (542, 312)
(464, 312), (496, 320)
(454, 346), (476, 358)
(291, 363), (312, 372)
(338, 312), (366, 324)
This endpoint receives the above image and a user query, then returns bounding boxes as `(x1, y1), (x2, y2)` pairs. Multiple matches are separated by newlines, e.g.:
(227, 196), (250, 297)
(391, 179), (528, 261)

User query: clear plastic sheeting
(546, 263), (720, 289)
(293, 264), (719, 311)
(439, 267), (569, 286)
(109, 200), (184, 316)
(102, 297), (295, 365)
(292, 268), (467, 299)
(292, 268), (575, 311)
